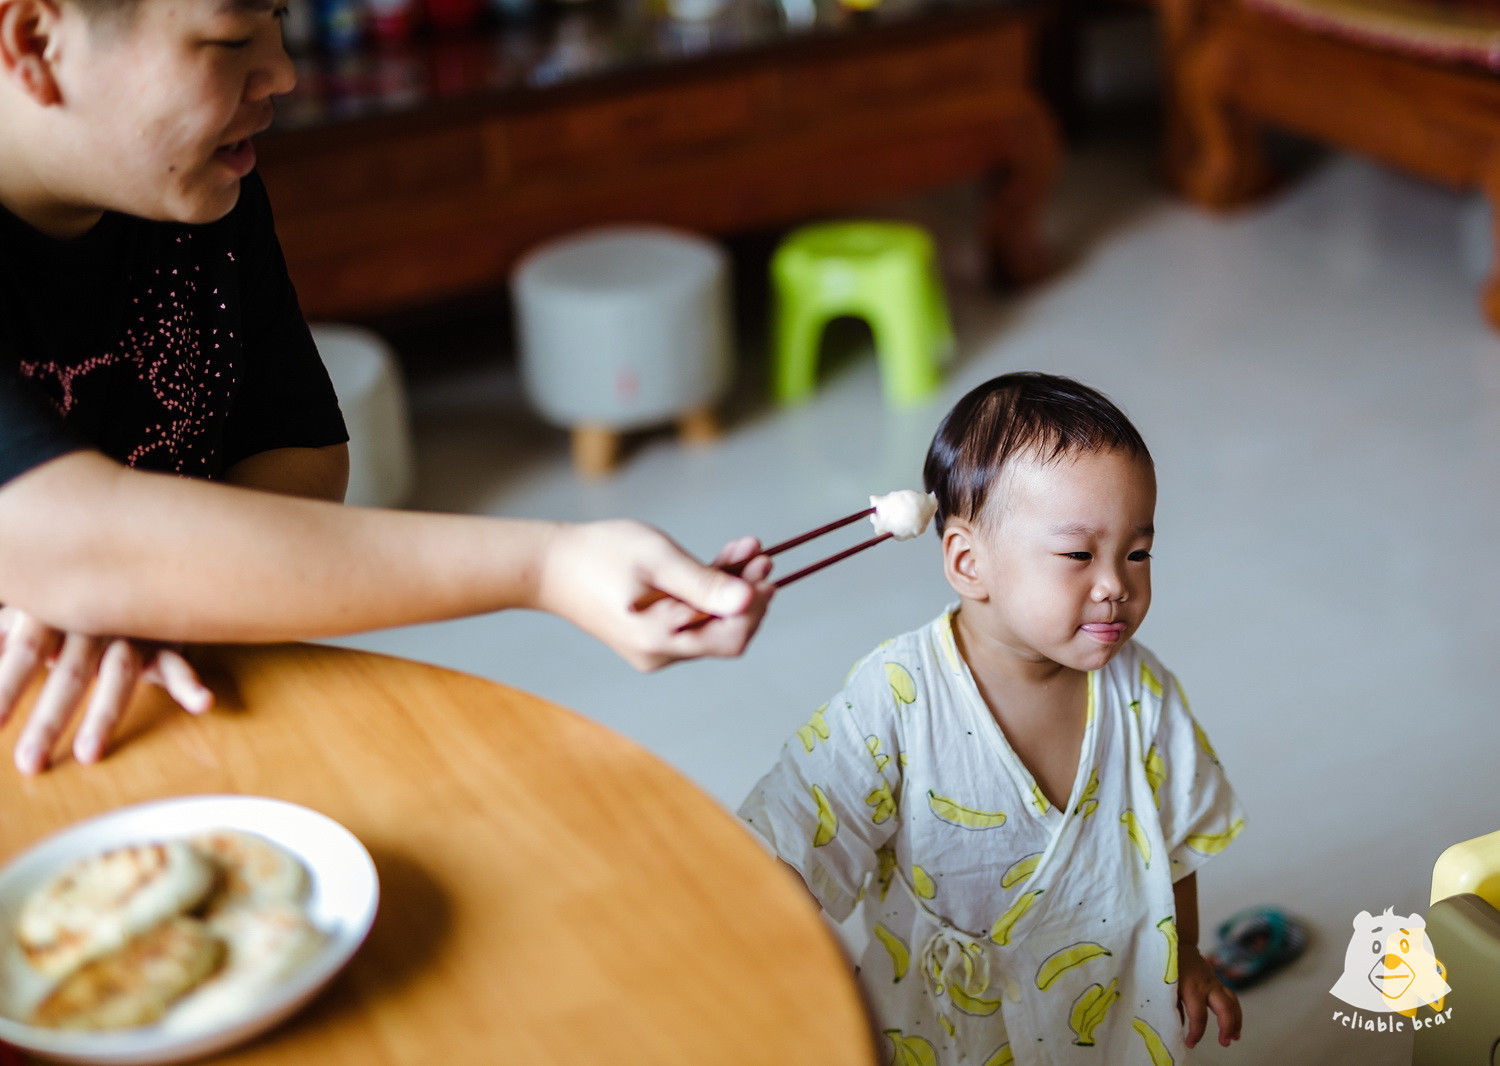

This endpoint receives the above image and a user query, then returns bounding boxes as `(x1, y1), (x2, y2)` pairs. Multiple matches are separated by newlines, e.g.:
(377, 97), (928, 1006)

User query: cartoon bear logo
(1329, 907), (1450, 1014)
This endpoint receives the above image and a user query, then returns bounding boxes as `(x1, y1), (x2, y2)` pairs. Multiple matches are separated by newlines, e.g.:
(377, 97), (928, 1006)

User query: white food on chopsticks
(868, 490), (938, 541)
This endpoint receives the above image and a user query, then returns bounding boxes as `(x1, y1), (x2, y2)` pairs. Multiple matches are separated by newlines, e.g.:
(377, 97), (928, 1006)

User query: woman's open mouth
(213, 138), (257, 177)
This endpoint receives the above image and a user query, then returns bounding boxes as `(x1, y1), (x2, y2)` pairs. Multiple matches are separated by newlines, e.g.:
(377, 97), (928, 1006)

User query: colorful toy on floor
(1207, 906), (1308, 990)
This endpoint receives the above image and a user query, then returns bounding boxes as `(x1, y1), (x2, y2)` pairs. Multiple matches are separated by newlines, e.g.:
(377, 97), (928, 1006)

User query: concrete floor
(331, 116), (1500, 1064)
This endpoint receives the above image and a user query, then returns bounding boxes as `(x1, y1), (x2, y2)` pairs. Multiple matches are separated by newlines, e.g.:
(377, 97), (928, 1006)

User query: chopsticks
(675, 506), (891, 632)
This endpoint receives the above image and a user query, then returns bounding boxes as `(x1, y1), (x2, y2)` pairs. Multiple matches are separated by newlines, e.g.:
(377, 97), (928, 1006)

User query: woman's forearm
(0, 451), (558, 642)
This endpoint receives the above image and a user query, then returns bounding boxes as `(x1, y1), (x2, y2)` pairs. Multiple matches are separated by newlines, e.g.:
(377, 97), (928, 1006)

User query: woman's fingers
(0, 610), (57, 733)
(73, 639), (142, 765)
(143, 647), (213, 714)
(16, 631), (103, 774)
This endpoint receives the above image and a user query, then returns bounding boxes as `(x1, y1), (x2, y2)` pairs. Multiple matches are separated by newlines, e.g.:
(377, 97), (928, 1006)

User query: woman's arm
(0, 450), (769, 664)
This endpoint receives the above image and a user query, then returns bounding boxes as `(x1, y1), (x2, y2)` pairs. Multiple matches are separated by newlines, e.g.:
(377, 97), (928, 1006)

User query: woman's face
(50, 0), (294, 225)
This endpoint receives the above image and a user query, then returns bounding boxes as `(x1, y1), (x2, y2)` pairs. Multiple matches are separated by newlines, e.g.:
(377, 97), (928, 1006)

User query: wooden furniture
(0, 644), (877, 1065)
(1160, 0), (1500, 327)
(257, 0), (1061, 319)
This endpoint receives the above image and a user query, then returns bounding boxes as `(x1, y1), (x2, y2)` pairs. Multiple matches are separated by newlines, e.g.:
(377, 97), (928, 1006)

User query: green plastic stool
(771, 221), (953, 406)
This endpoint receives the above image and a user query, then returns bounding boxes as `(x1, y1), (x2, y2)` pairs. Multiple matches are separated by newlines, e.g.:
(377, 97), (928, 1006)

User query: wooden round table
(1, 644), (877, 1065)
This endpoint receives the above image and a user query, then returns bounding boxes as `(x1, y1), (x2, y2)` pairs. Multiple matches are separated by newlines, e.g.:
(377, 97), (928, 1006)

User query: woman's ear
(941, 519), (988, 601)
(0, 0), (63, 106)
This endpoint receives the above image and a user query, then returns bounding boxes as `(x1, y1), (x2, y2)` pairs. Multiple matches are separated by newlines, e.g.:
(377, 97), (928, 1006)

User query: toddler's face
(959, 447), (1156, 673)
(51, 0), (293, 225)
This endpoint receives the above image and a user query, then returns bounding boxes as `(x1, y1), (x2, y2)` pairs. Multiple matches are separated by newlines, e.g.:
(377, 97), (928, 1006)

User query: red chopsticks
(676, 506), (892, 632)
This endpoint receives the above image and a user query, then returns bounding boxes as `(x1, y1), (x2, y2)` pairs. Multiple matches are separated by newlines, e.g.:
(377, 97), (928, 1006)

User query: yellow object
(885, 662), (918, 706)
(928, 791), (1008, 830)
(772, 222), (952, 407)
(1184, 817), (1244, 856)
(1000, 853), (1041, 888)
(1069, 979), (1121, 1046)
(811, 784), (838, 847)
(884, 1029), (938, 1066)
(873, 924), (911, 982)
(1121, 809), (1152, 868)
(1035, 941), (1112, 990)
(912, 865), (937, 899)
(1132, 1017), (1174, 1066)
(1157, 916), (1179, 984)
(990, 890), (1043, 945)
(1430, 828), (1500, 908)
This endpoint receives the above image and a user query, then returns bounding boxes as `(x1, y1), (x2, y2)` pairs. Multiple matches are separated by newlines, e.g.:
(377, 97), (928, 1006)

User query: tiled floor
(331, 117), (1500, 1064)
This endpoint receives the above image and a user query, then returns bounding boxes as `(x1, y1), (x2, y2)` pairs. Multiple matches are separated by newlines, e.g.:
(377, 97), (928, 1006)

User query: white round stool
(311, 324), (415, 509)
(511, 226), (732, 478)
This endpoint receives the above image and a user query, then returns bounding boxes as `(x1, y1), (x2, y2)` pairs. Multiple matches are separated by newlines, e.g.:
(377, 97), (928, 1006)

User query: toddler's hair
(922, 371), (1151, 533)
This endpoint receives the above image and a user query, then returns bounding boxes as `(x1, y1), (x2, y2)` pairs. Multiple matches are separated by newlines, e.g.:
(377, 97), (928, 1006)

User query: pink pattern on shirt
(18, 236), (235, 476)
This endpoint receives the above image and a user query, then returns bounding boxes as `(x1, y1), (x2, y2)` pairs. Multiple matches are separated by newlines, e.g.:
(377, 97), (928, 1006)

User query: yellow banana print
(947, 982), (1003, 1016)
(811, 784), (838, 847)
(1077, 798), (1099, 819)
(989, 890), (1043, 945)
(1069, 978), (1121, 1046)
(1072, 768), (1099, 815)
(886, 662), (917, 706)
(873, 923), (910, 982)
(1031, 783), (1050, 815)
(982, 1045), (1014, 1066)
(1121, 809), (1152, 868)
(1176, 677), (1192, 710)
(1000, 852), (1041, 888)
(795, 703), (830, 753)
(865, 735), (890, 771)
(1158, 916), (1179, 984)
(876, 844), (897, 900)
(928, 790), (1008, 830)
(1144, 746), (1166, 809)
(1193, 719), (1222, 766)
(867, 782), (896, 824)
(883, 1029), (938, 1066)
(1141, 661), (1164, 699)
(1133, 1017), (1174, 1066)
(1185, 817), (1244, 854)
(912, 865), (937, 899)
(1036, 941), (1112, 990)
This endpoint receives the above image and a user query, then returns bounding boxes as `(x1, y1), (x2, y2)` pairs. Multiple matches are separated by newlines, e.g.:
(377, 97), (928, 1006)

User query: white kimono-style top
(739, 608), (1245, 1066)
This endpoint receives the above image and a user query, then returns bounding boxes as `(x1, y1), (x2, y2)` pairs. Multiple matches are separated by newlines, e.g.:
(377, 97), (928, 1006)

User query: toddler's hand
(0, 607), (212, 774)
(538, 521), (773, 671)
(1178, 943), (1242, 1049)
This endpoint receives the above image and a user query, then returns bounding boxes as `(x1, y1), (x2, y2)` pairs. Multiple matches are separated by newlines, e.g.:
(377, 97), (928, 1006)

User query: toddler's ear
(941, 520), (987, 601)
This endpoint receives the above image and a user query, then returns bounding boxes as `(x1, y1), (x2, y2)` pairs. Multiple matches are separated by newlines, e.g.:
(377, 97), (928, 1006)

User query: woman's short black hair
(922, 371), (1152, 534)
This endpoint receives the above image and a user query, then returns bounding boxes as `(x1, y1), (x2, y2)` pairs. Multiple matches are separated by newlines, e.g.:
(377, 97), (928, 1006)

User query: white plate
(0, 795), (379, 1065)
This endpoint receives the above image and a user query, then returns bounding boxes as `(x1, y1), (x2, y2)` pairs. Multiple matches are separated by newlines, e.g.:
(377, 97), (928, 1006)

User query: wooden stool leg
(1482, 173), (1500, 331)
(983, 96), (1062, 285)
(572, 424), (619, 479)
(678, 408), (720, 446)
(1171, 34), (1275, 209)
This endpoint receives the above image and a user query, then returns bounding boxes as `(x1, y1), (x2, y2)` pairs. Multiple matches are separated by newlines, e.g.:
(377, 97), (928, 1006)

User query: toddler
(741, 372), (1245, 1064)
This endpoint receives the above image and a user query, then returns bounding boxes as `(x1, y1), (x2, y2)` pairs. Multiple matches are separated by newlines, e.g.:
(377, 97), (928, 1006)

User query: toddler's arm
(1173, 873), (1243, 1049)
(0, 450), (771, 660)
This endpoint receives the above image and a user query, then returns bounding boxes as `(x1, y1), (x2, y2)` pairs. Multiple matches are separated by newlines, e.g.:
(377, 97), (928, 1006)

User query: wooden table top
(1, 644), (877, 1065)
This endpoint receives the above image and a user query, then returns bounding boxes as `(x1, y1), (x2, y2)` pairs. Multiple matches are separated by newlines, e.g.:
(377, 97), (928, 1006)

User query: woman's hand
(1178, 942), (1242, 1049)
(537, 521), (774, 671)
(0, 607), (212, 774)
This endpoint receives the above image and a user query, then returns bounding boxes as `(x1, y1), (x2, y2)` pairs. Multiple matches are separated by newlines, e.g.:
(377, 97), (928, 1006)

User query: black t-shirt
(0, 172), (347, 487)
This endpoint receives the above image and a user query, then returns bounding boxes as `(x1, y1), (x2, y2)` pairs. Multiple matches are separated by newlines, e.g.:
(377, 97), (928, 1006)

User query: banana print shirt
(739, 608), (1244, 1066)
